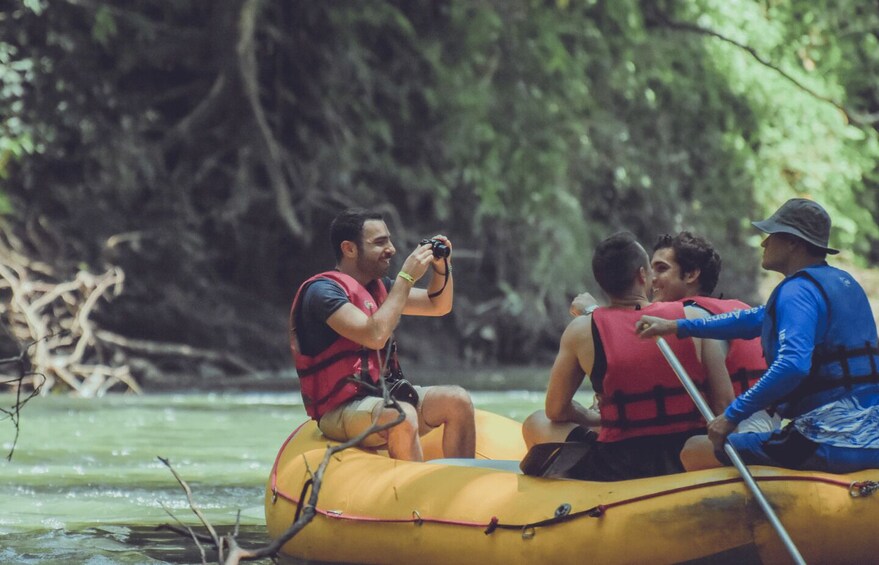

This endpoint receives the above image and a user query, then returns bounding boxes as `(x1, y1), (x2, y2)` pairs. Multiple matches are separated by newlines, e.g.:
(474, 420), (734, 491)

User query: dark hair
(592, 232), (648, 296)
(653, 231), (722, 295)
(330, 208), (384, 261)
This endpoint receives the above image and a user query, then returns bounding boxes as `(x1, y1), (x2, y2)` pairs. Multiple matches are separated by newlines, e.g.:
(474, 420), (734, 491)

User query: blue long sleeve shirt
(677, 277), (829, 424)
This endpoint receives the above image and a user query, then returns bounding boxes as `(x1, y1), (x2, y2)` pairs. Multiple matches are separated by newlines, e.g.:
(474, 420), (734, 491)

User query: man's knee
(415, 385), (474, 433)
(522, 410), (547, 448)
(426, 385), (474, 417)
(522, 410), (548, 436)
(680, 435), (720, 471)
(383, 402), (419, 434)
(679, 436), (700, 470)
(447, 385), (474, 413)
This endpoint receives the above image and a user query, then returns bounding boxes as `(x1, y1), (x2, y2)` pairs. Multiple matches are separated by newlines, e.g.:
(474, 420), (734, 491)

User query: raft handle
(554, 503), (571, 519)
(849, 480), (879, 497)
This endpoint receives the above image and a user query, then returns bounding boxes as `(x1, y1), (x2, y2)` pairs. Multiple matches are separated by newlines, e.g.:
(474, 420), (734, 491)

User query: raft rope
(269, 426), (879, 537)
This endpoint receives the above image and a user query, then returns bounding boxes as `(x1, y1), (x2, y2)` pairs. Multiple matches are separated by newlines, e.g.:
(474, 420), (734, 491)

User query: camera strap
(428, 257), (450, 298)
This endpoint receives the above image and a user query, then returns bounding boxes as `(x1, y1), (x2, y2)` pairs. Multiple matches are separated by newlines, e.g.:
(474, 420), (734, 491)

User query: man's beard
(357, 254), (390, 280)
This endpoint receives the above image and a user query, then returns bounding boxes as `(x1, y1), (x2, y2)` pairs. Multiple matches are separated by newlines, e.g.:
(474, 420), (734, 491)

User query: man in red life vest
(289, 208), (475, 462)
(638, 199), (879, 474)
(568, 232), (779, 469)
(522, 232), (734, 481)
(650, 232), (778, 426)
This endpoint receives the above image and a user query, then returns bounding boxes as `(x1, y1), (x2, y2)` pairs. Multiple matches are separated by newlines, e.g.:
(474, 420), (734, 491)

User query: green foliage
(5, 0), (879, 366)
(0, 36), (37, 183)
(0, 4), (42, 211)
(684, 0), (879, 259)
(91, 6), (118, 47)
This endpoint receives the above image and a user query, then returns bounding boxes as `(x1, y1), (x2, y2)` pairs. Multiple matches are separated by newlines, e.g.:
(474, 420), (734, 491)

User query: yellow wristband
(398, 271), (416, 284)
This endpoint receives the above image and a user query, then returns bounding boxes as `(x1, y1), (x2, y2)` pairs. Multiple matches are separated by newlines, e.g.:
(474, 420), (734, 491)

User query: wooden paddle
(656, 337), (806, 565)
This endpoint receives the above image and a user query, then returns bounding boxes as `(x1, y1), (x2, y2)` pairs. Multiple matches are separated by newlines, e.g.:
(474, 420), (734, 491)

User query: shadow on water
(0, 525), (273, 565)
(129, 525), (272, 564)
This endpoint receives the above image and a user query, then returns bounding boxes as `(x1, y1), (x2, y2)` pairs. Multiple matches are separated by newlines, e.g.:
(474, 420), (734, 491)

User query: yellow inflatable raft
(265, 409), (879, 564)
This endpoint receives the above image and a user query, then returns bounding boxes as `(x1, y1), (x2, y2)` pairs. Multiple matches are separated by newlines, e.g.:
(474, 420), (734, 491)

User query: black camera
(420, 238), (450, 259)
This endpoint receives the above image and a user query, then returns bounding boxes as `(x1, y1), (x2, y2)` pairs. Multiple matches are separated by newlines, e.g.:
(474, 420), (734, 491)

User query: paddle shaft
(656, 337), (806, 565)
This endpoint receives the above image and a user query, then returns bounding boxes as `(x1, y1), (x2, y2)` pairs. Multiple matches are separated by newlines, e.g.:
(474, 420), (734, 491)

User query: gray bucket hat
(752, 198), (839, 255)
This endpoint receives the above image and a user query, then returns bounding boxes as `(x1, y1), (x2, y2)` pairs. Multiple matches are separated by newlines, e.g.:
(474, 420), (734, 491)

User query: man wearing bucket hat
(637, 198), (879, 473)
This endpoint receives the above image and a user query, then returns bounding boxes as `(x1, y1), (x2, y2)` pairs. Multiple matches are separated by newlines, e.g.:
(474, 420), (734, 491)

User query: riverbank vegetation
(3, 0), (879, 392)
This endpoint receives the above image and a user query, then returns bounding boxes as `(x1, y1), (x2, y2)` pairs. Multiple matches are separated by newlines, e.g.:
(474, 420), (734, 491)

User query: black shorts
(568, 429), (702, 482)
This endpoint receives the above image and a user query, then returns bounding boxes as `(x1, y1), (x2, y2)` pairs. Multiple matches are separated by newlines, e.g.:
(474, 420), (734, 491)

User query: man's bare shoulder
(683, 304), (710, 320)
(561, 313), (594, 343)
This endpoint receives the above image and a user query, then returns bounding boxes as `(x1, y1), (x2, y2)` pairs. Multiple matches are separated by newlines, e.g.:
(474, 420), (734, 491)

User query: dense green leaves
(3, 0), (879, 369)
(681, 0), (879, 258)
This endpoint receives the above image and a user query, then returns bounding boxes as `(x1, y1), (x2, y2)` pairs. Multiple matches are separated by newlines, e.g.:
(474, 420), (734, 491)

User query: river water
(0, 389), (566, 564)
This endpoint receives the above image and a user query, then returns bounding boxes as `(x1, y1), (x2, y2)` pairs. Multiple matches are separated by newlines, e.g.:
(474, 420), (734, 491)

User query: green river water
(0, 389), (571, 564)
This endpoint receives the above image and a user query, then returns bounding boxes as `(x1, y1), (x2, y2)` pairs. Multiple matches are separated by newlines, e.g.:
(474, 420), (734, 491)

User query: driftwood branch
(2, 220), (261, 395)
(0, 257), (130, 396)
(158, 456), (226, 563)
(0, 324), (48, 460)
(239, 404), (406, 562)
(160, 378), (407, 564)
(95, 330), (257, 374)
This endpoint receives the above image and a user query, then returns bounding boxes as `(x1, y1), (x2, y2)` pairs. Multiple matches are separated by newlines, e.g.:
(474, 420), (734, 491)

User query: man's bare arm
(327, 244), (435, 350)
(684, 305), (735, 416)
(545, 316), (600, 428)
(403, 235), (454, 316)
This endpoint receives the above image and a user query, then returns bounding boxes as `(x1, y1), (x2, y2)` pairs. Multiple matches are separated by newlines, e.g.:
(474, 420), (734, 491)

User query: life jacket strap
(302, 373), (365, 417)
(603, 385), (705, 430)
(731, 368), (763, 394)
(811, 341), (879, 368)
(784, 341), (879, 403)
(297, 349), (362, 378)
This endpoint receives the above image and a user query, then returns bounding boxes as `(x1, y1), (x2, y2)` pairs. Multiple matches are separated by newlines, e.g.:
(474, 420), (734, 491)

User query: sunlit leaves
(5, 0), (879, 363)
(688, 0), (879, 257)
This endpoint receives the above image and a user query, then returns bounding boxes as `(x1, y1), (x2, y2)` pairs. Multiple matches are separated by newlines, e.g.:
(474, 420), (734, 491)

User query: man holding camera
(289, 208), (475, 461)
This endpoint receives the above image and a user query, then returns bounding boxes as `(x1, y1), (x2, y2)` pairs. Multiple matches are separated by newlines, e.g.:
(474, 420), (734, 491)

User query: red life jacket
(684, 296), (766, 396)
(289, 271), (388, 420)
(592, 302), (706, 442)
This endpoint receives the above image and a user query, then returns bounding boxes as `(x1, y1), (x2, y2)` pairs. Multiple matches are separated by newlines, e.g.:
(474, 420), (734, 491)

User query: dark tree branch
(95, 330), (257, 374)
(0, 326), (48, 460)
(241, 401), (406, 561)
(158, 456), (224, 563)
(656, 12), (879, 126)
(160, 375), (407, 564)
(157, 505), (211, 564)
(236, 0), (306, 240)
(161, 73), (231, 151)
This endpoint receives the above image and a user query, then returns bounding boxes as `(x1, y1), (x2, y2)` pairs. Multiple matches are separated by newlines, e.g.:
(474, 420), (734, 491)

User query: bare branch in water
(159, 377), (407, 564)
(0, 326), (50, 460)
